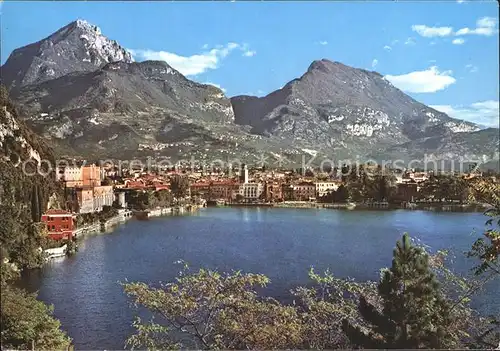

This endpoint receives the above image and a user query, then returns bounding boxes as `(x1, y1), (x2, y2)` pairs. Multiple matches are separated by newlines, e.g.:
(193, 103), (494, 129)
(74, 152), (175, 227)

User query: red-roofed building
(155, 184), (170, 191)
(41, 210), (75, 240)
(125, 179), (147, 190)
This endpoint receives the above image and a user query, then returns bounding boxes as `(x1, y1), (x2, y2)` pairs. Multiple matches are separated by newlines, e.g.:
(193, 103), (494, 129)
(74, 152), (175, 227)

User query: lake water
(21, 208), (499, 349)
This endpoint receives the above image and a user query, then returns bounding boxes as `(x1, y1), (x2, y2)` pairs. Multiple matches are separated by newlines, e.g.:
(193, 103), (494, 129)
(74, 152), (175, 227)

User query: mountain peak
(73, 19), (100, 32)
(1, 19), (133, 89)
(307, 59), (343, 73)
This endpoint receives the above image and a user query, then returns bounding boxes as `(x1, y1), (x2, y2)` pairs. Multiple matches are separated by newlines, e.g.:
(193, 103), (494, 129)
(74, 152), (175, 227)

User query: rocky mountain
(8, 58), (258, 160)
(2, 21), (274, 161)
(1, 19), (132, 90)
(1, 20), (497, 168)
(231, 59), (483, 160)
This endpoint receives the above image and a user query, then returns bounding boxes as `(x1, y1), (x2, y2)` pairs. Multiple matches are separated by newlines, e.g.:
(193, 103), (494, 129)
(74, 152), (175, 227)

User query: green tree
(30, 184), (42, 222)
(292, 268), (378, 349)
(365, 174), (397, 202)
(1, 284), (72, 350)
(343, 233), (459, 349)
(335, 184), (350, 203)
(155, 189), (174, 207)
(170, 175), (190, 198)
(468, 178), (500, 276)
(123, 266), (303, 350)
(419, 174), (446, 202)
(466, 178), (500, 348)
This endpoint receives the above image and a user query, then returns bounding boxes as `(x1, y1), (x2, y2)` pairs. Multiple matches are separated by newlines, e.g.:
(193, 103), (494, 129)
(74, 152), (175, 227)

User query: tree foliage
(0, 88), (63, 268)
(466, 177), (500, 348)
(343, 233), (460, 349)
(340, 164), (397, 203)
(123, 266), (304, 349)
(468, 178), (500, 276)
(1, 283), (72, 350)
(419, 175), (470, 203)
(169, 175), (190, 198)
(123, 234), (494, 350)
(126, 190), (174, 210)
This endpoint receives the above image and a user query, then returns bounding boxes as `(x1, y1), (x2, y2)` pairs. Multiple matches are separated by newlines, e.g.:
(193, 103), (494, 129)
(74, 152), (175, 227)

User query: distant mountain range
(1, 19), (498, 169)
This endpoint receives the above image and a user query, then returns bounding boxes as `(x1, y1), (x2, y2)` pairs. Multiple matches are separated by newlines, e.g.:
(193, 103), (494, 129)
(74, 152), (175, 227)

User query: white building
(315, 182), (340, 198)
(239, 183), (263, 201)
(240, 165), (249, 184)
(57, 166), (82, 182)
(93, 186), (114, 212)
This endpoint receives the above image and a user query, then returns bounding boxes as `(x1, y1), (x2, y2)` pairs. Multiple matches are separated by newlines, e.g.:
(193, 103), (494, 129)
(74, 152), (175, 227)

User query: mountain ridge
(1, 20), (497, 166)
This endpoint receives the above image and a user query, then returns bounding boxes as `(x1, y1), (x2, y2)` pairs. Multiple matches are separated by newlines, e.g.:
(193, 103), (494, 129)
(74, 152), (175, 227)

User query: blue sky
(1, 1), (499, 127)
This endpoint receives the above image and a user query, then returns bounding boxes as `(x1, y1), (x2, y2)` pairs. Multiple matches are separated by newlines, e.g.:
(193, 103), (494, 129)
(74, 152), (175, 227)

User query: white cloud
(412, 25), (453, 38)
(240, 43), (256, 57)
(201, 43), (209, 49)
(242, 49), (256, 57)
(383, 45), (392, 51)
(465, 63), (478, 73)
(477, 17), (496, 28)
(455, 16), (498, 36)
(404, 37), (416, 45)
(430, 100), (499, 127)
(411, 17), (498, 43)
(129, 42), (254, 76)
(203, 82), (226, 93)
(384, 66), (456, 93)
(371, 59), (378, 68)
(457, 0), (466, 3)
(319, 40), (328, 46)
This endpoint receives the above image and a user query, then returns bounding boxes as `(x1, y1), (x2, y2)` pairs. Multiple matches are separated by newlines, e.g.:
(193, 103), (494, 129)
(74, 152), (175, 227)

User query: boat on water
(346, 202), (356, 210)
(207, 199), (226, 207)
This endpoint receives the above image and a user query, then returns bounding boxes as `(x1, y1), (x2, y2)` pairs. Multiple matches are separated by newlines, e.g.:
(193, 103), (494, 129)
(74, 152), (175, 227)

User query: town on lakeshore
(37, 158), (497, 255)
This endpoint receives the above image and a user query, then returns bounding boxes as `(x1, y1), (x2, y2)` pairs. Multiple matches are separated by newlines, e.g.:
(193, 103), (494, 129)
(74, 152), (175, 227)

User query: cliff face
(0, 86), (63, 265)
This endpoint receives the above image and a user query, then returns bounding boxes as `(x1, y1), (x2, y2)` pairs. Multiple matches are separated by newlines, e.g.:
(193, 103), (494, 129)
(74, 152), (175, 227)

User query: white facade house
(315, 182), (340, 198)
(239, 183), (263, 200)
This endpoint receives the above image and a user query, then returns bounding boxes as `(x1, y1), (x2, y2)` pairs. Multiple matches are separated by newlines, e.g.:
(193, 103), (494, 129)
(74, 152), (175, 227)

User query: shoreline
(217, 201), (487, 213)
(42, 205), (201, 263)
